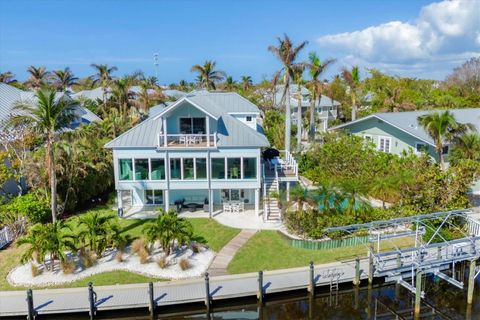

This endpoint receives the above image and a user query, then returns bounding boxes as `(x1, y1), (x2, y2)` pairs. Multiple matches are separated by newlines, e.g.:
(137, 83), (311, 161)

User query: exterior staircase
(264, 174), (281, 221)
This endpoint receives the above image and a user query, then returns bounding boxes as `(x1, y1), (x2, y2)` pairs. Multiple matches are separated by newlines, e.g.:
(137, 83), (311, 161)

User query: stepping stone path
(208, 229), (257, 276)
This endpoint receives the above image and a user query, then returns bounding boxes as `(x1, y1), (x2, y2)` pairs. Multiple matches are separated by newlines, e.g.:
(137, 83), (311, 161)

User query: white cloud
(317, 0), (480, 78)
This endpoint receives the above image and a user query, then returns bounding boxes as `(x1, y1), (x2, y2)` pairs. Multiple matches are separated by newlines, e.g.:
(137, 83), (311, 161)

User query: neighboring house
(273, 85), (340, 131)
(105, 90), (288, 219)
(330, 109), (480, 162)
(72, 87), (186, 102)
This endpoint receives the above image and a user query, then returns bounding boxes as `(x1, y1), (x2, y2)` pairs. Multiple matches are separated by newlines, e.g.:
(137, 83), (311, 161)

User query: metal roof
(330, 108), (480, 146)
(72, 87), (186, 101)
(105, 90), (269, 149)
(274, 85), (341, 108)
(0, 83), (101, 126)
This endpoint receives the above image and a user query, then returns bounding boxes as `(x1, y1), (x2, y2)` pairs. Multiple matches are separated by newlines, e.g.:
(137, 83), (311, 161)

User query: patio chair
(179, 136), (187, 146)
(223, 202), (232, 213)
(232, 203), (240, 213)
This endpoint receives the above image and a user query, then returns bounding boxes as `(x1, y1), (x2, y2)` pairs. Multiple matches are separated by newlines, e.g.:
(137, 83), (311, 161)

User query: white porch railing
(0, 226), (14, 249)
(157, 132), (217, 148)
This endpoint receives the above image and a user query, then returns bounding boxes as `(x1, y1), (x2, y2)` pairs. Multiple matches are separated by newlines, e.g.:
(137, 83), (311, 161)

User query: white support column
(286, 182), (290, 202)
(208, 189), (213, 218)
(117, 190), (123, 216)
(164, 189), (170, 211)
(162, 117), (167, 147)
(206, 116), (210, 147)
(255, 188), (260, 216)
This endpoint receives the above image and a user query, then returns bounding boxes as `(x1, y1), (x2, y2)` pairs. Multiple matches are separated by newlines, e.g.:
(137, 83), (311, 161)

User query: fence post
(257, 271), (264, 303)
(368, 241), (374, 285)
(308, 261), (315, 295)
(26, 289), (36, 320)
(353, 258), (360, 286)
(148, 282), (155, 319)
(204, 272), (211, 311)
(88, 282), (96, 320)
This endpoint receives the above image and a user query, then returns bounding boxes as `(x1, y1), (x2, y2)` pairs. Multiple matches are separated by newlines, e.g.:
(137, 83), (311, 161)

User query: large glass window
(196, 158), (207, 179)
(227, 158), (241, 179)
(150, 159), (165, 180)
(145, 190), (163, 205)
(119, 159), (133, 180)
(170, 158), (181, 180)
(243, 158), (257, 179)
(183, 158), (194, 180)
(134, 159), (149, 180)
(211, 158), (225, 179)
(179, 117), (206, 134)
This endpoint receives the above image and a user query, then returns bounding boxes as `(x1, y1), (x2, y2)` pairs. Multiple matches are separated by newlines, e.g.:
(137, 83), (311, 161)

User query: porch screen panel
(150, 159), (165, 180)
(183, 158), (194, 180)
(196, 158), (207, 179)
(192, 118), (206, 134)
(243, 158), (256, 179)
(227, 158), (241, 179)
(170, 158), (181, 180)
(119, 159), (133, 180)
(145, 190), (163, 205)
(211, 158), (225, 179)
(135, 159), (149, 180)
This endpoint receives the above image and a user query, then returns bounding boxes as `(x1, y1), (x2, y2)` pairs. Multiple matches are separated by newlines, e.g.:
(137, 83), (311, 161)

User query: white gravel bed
(7, 246), (215, 287)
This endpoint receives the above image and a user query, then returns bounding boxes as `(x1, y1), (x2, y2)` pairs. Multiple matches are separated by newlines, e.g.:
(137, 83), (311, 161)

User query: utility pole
(153, 53), (159, 81)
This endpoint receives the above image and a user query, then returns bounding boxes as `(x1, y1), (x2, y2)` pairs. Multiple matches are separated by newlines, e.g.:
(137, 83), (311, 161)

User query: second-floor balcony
(157, 133), (217, 148)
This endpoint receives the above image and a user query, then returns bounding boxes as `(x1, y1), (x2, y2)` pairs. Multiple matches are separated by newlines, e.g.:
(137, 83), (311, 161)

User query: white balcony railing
(157, 133), (217, 148)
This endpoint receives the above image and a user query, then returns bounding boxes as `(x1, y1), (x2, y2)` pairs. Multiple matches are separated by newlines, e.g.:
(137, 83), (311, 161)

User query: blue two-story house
(105, 91), (277, 218)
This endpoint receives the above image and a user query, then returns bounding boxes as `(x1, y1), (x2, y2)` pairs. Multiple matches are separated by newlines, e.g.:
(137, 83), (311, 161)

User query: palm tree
(341, 66), (360, 121)
(369, 175), (400, 209)
(307, 52), (335, 141)
(223, 76), (237, 91)
(25, 66), (50, 89)
(450, 132), (480, 163)
(0, 71), (17, 84)
(74, 76), (96, 91)
(9, 90), (76, 222)
(241, 75), (253, 92)
(191, 60), (225, 90)
(417, 110), (470, 169)
(110, 77), (135, 115)
(78, 211), (116, 256)
(143, 209), (193, 255)
(292, 66), (305, 149)
(381, 86), (415, 112)
(268, 34), (308, 152)
(52, 67), (78, 92)
(91, 63), (118, 105)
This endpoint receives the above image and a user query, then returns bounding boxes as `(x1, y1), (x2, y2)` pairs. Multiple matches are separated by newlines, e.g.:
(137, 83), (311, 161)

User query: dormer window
(246, 116), (252, 122)
(179, 117), (206, 134)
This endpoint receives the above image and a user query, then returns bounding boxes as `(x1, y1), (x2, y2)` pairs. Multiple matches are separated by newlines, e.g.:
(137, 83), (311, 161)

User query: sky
(0, 0), (479, 84)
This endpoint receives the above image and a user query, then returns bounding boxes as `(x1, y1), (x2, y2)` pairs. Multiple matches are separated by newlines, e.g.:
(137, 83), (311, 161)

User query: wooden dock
(0, 259), (368, 317)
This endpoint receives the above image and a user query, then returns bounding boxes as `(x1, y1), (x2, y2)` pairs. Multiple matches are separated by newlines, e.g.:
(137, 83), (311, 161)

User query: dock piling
(26, 289), (36, 320)
(257, 271), (264, 303)
(308, 261), (315, 295)
(467, 259), (476, 304)
(414, 269), (422, 318)
(204, 272), (211, 310)
(88, 282), (96, 320)
(148, 282), (155, 318)
(368, 242), (374, 285)
(353, 258), (360, 286)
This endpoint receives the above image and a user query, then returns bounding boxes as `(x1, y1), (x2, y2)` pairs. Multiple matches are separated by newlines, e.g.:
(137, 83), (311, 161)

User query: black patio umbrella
(263, 148), (280, 160)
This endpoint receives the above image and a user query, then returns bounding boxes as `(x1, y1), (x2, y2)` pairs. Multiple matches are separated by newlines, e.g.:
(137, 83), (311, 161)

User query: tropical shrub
(179, 258), (190, 271)
(157, 256), (168, 269)
(0, 192), (50, 224)
(60, 259), (76, 274)
(30, 264), (41, 277)
(79, 248), (97, 268)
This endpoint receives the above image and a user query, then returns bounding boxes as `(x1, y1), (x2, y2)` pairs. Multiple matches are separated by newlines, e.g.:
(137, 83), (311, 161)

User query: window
(179, 117), (206, 134)
(246, 116), (252, 122)
(150, 159), (165, 180)
(243, 158), (256, 179)
(119, 159), (133, 180)
(227, 158), (241, 179)
(378, 137), (391, 153)
(170, 158), (181, 180)
(442, 145), (449, 155)
(211, 158), (225, 179)
(145, 190), (163, 205)
(415, 143), (428, 154)
(364, 134), (373, 142)
(183, 158), (194, 180)
(196, 158), (207, 179)
(134, 159), (149, 180)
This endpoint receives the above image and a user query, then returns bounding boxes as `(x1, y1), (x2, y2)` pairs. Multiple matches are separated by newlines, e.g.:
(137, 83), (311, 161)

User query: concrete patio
(123, 206), (283, 230)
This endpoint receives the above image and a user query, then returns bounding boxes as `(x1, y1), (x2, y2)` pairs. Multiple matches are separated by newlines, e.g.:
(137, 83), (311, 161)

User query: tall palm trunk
(437, 144), (445, 170)
(309, 93), (316, 141)
(284, 83), (291, 153)
(296, 84), (302, 150)
(351, 94), (357, 121)
(47, 133), (57, 223)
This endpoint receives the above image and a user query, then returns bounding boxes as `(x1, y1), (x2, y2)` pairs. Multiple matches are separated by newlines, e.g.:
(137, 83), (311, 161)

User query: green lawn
(0, 209), (239, 291)
(227, 230), (414, 274)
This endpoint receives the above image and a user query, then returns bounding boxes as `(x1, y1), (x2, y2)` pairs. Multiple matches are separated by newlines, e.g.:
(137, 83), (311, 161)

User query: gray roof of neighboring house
(72, 87), (108, 101)
(273, 85), (340, 108)
(331, 108), (480, 146)
(148, 102), (174, 117)
(163, 89), (187, 99)
(0, 83), (101, 126)
(105, 90), (269, 149)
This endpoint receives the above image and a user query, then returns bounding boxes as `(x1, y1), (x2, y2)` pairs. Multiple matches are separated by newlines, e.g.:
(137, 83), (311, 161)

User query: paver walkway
(208, 229), (257, 276)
